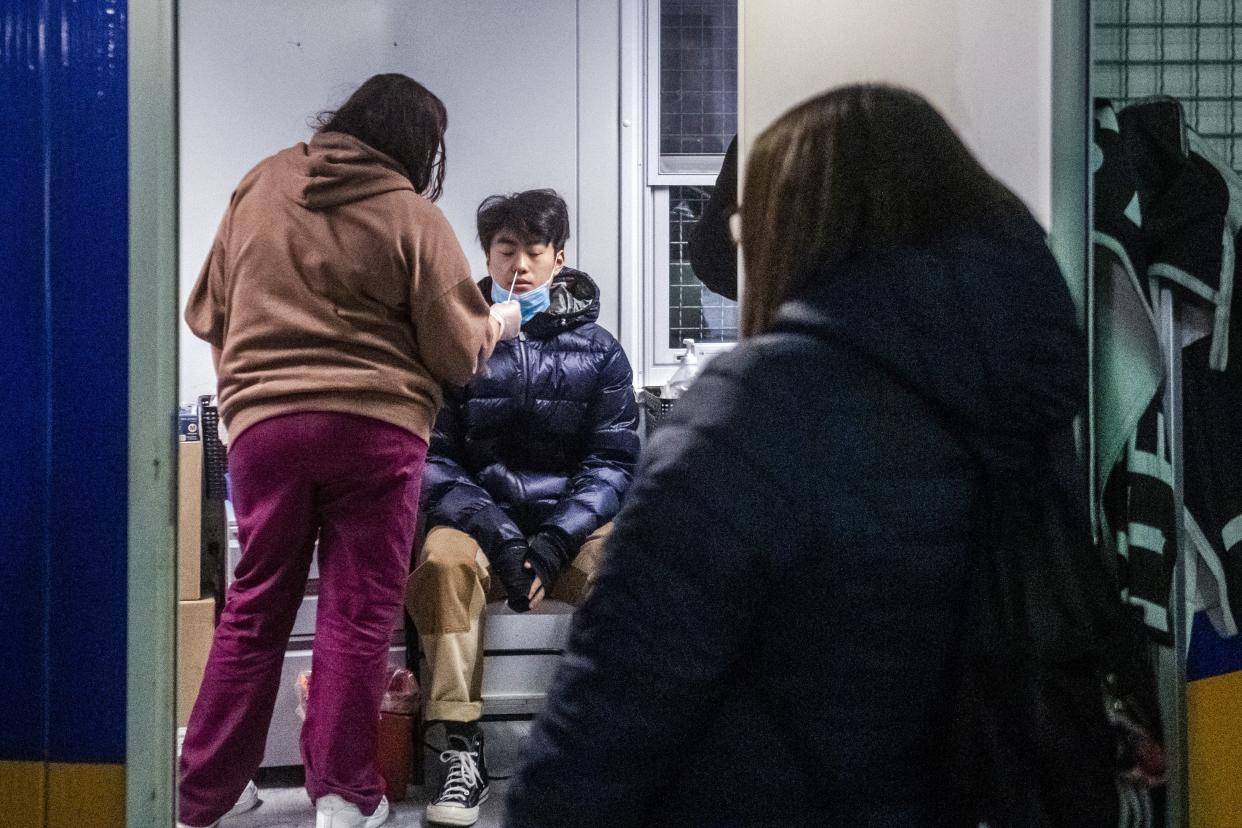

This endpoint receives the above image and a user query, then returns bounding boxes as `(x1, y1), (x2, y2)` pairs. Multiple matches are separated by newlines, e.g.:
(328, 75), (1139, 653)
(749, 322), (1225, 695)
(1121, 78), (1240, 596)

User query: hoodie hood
(283, 131), (414, 210)
(774, 218), (1085, 473)
(480, 267), (600, 338)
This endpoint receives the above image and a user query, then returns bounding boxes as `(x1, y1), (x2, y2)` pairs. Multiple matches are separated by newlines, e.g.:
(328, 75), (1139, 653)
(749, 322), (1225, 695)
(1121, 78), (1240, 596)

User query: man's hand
(525, 530), (570, 598)
(524, 560), (546, 611)
(494, 540), (535, 612)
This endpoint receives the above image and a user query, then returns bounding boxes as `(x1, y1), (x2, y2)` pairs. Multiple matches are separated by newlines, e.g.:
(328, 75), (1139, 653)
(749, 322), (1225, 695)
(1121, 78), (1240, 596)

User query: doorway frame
(126, 0), (179, 824)
(123, 0), (1096, 823)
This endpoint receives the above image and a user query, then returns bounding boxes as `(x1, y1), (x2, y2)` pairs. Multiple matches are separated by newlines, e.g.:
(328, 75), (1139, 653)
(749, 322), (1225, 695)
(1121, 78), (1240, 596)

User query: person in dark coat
(404, 188), (640, 827)
(504, 86), (1086, 827)
(687, 133), (739, 300)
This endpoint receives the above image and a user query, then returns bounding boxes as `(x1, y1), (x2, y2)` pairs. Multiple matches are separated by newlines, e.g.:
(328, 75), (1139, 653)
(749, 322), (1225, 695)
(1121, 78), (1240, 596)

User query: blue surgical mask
(492, 278), (552, 324)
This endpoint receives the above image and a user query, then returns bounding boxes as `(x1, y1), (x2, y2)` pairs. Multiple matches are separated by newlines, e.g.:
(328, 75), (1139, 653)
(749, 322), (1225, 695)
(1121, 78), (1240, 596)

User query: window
(644, 0), (738, 374)
(666, 186), (738, 347)
(656, 0), (738, 174)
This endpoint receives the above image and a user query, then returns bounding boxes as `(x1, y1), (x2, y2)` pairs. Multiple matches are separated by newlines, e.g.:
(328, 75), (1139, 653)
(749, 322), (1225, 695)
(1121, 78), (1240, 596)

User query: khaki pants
(404, 524), (611, 722)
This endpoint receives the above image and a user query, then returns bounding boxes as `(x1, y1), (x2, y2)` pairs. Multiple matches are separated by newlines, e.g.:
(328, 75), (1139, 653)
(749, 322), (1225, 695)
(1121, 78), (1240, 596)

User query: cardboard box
(177, 597), (216, 727)
(178, 439), (203, 600)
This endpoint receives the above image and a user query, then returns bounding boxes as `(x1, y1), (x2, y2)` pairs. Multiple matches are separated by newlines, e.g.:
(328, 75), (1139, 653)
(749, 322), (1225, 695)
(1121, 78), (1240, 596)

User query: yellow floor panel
(0, 761), (46, 828)
(46, 763), (125, 828)
(1190, 670), (1242, 828)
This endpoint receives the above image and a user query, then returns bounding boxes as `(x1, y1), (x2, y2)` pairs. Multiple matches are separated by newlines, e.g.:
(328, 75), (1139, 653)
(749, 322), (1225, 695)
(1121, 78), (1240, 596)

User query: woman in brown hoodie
(178, 74), (520, 828)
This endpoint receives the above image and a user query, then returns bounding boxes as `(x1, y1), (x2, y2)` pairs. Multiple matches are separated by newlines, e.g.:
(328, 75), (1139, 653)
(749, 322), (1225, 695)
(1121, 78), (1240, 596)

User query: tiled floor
(227, 723), (528, 828)
(225, 779), (511, 828)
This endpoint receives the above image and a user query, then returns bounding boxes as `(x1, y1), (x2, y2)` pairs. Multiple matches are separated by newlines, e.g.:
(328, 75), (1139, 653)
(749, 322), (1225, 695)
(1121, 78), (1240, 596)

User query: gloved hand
(489, 300), (522, 340)
(491, 539), (535, 612)
(525, 529), (572, 594)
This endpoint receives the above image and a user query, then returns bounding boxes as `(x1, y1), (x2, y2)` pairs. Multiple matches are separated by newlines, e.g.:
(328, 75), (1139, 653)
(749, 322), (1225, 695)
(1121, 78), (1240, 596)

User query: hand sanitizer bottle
(662, 338), (700, 399)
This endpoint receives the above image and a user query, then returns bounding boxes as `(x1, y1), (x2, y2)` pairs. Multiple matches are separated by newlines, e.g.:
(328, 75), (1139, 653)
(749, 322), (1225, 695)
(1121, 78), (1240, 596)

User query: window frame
(646, 185), (739, 369)
(641, 0), (738, 381)
(644, 0), (735, 184)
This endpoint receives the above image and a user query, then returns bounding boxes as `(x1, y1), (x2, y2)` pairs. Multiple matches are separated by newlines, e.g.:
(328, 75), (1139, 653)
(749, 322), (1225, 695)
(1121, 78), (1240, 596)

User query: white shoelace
(436, 748), (483, 805)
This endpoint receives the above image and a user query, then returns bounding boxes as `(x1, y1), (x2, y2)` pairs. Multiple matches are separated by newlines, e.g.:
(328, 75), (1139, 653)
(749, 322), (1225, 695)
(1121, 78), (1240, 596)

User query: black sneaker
(426, 728), (489, 826)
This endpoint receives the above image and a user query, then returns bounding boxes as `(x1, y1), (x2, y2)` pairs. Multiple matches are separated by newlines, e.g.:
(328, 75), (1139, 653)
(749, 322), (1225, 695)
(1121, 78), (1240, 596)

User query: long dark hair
(740, 84), (1033, 336)
(316, 73), (448, 201)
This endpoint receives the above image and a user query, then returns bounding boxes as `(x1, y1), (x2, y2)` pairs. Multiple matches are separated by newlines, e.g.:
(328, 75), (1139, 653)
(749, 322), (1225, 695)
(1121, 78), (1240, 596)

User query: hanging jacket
(420, 268), (640, 565)
(506, 216), (1087, 827)
(1094, 97), (1242, 641)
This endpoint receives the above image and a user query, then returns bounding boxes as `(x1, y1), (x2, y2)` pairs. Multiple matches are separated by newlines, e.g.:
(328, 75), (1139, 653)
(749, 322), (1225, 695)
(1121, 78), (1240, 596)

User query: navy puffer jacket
(420, 268), (640, 563)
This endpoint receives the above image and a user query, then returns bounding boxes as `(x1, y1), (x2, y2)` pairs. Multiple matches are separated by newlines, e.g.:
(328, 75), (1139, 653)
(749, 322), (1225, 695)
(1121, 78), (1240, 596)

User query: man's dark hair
(476, 189), (570, 253)
(316, 73), (448, 201)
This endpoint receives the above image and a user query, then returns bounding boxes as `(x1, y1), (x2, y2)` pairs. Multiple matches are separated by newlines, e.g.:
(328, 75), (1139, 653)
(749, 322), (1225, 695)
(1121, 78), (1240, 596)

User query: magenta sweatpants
(178, 412), (427, 826)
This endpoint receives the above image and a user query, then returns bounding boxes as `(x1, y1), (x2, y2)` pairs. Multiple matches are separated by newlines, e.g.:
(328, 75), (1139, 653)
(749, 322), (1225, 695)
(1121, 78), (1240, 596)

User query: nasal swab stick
(505, 269), (517, 302)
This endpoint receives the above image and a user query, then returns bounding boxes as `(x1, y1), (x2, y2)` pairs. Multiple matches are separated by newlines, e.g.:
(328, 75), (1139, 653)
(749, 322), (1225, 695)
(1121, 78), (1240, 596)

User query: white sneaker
(223, 780), (260, 817)
(175, 780), (260, 827)
(315, 794), (390, 828)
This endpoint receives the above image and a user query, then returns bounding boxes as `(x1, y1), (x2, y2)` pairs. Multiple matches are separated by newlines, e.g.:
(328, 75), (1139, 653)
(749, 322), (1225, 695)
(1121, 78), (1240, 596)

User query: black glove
(491, 539), (535, 613)
(526, 529), (573, 593)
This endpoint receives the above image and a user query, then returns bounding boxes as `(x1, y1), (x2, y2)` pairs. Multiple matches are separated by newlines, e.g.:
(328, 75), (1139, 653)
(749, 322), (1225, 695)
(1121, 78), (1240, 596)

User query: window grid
(1095, 0), (1242, 170)
(659, 0), (738, 156)
(668, 185), (738, 348)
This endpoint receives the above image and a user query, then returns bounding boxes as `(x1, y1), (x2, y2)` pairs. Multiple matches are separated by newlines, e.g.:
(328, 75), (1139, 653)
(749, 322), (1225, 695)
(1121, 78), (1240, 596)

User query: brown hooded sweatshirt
(185, 131), (500, 442)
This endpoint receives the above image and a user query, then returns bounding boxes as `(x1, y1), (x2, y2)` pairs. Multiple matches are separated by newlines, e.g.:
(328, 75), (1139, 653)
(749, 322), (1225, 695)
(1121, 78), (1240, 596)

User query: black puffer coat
(421, 268), (640, 561)
(506, 219), (1086, 827)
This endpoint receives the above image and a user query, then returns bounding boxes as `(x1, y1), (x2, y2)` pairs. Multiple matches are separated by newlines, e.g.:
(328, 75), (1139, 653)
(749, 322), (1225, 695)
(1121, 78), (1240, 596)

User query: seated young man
(406, 188), (640, 827)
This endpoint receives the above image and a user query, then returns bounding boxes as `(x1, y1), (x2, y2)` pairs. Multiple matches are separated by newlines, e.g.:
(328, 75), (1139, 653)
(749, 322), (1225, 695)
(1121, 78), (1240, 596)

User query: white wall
(178, 1), (620, 400)
(740, 0), (1053, 227)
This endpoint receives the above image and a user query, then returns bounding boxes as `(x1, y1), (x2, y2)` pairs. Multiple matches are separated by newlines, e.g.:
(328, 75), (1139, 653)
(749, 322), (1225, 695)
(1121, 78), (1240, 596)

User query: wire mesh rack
(1095, 0), (1242, 170)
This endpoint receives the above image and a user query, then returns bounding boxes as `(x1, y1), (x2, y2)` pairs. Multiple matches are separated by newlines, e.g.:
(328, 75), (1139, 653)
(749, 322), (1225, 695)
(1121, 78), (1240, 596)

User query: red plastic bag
(381, 668), (420, 716)
(295, 667), (422, 801)
(295, 667), (420, 720)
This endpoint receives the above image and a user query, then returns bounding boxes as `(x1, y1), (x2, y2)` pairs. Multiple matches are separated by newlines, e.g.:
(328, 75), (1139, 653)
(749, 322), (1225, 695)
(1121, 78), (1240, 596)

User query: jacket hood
(282, 131), (414, 210)
(480, 267), (600, 337)
(774, 218), (1085, 473)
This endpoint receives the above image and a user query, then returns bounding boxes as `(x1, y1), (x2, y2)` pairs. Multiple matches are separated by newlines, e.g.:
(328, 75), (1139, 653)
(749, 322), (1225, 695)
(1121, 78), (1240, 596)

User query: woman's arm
(410, 207), (517, 386)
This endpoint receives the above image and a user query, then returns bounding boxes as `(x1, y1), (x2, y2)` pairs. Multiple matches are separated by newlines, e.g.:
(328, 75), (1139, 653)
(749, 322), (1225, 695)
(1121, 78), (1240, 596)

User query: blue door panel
(0, 0), (53, 764)
(43, 0), (129, 764)
(0, 0), (130, 765)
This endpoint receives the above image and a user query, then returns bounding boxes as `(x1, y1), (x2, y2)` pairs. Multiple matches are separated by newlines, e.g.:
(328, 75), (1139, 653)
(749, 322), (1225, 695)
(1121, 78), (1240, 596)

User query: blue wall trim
(0, 0), (129, 764)
(44, 0), (129, 764)
(0, 0), (52, 764)
(1187, 611), (1242, 683)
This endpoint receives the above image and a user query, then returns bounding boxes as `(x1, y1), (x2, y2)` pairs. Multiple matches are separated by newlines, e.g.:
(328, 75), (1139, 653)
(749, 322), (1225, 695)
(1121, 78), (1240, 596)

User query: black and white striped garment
(1093, 100), (1175, 645)
(1096, 96), (1242, 645)
(1110, 399), (1178, 645)
(1120, 98), (1237, 373)
(1184, 332), (1242, 637)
